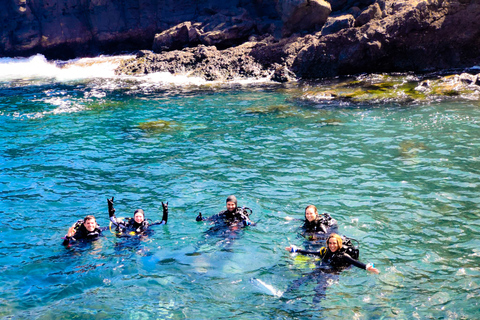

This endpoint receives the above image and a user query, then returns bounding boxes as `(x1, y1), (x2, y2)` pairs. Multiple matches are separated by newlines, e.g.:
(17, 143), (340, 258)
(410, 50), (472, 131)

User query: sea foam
(0, 54), (130, 81)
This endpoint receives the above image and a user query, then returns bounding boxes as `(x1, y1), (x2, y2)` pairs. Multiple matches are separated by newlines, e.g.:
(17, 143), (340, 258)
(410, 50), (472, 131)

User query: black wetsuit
(62, 224), (107, 246)
(296, 247), (367, 270)
(286, 246), (366, 303)
(302, 213), (338, 233)
(197, 207), (253, 227)
(109, 206), (168, 235)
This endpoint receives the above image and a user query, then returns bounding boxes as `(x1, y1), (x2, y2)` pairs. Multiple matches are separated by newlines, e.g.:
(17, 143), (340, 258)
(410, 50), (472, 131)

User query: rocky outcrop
(0, 0), (332, 59)
(291, 0), (480, 78)
(117, 43), (271, 81)
(321, 14), (355, 36)
(152, 10), (260, 53)
(278, 0), (332, 36)
(1, 0), (275, 59)
(3, 0), (480, 81)
(116, 0), (480, 81)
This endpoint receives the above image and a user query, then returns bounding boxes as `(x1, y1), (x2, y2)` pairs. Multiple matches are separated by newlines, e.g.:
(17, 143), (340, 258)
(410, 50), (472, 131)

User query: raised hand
(107, 197), (115, 217)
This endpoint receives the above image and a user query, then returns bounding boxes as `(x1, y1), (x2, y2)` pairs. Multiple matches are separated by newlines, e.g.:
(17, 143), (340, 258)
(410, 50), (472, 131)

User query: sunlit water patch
(0, 55), (479, 319)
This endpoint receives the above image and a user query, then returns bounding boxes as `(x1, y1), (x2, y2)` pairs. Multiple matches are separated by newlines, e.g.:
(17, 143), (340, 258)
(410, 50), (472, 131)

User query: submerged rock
(138, 120), (180, 133)
(398, 140), (428, 159)
(295, 72), (480, 104)
(315, 118), (343, 126)
(243, 104), (293, 115)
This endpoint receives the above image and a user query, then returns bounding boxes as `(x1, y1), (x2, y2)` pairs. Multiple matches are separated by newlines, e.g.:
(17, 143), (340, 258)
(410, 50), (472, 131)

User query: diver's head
(326, 233), (342, 253)
(226, 195), (237, 212)
(133, 209), (145, 223)
(83, 215), (97, 232)
(305, 205), (318, 222)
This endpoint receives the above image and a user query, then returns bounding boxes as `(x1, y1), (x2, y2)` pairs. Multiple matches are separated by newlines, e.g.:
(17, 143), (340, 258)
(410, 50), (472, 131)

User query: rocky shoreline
(115, 0), (480, 82)
(3, 0), (480, 81)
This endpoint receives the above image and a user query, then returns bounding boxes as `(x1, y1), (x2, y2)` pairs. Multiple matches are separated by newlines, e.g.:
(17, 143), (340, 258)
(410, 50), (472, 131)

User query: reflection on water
(0, 58), (479, 319)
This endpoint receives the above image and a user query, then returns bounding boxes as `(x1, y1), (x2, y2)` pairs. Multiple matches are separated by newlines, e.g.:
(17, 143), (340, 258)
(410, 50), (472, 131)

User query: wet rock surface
(3, 0), (480, 81)
(116, 0), (480, 81)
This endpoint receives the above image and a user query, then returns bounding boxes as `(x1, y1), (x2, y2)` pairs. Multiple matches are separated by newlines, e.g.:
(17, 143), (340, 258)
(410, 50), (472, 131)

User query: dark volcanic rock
(0, 0), (280, 59)
(321, 14), (355, 35)
(328, 0), (376, 12)
(117, 0), (480, 82)
(5, 0), (480, 81)
(1, 0), (326, 59)
(279, 0), (332, 36)
(355, 3), (383, 27)
(117, 43), (270, 81)
(152, 22), (202, 53)
(291, 0), (480, 78)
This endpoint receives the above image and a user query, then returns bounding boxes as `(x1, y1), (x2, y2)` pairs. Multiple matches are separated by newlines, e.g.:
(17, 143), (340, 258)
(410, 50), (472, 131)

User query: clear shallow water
(0, 56), (479, 319)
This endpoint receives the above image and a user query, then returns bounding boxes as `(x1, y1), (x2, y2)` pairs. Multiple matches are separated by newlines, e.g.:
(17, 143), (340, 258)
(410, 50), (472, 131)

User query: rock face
(0, 0), (330, 59)
(277, 0), (332, 36)
(116, 0), (480, 81)
(321, 14), (355, 36)
(3, 0), (480, 81)
(152, 9), (260, 53)
(291, 0), (480, 78)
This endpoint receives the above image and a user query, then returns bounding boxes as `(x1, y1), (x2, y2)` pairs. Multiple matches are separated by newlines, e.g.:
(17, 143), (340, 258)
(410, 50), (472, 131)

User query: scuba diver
(190, 195), (254, 274)
(62, 215), (107, 246)
(290, 205), (338, 251)
(107, 197), (168, 235)
(302, 205), (337, 234)
(195, 195), (254, 227)
(284, 233), (379, 303)
(286, 233), (379, 273)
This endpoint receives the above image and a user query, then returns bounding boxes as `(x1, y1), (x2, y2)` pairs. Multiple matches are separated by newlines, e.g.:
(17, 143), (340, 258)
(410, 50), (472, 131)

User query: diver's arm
(342, 254), (367, 269)
(297, 248), (322, 256)
(147, 202), (169, 226)
(196, 212), (218, 222)
(161, 202), (168, 224)
(107, 197), (123, 227)
(342, 254), (380, 273)
(285, 245), (322, 256)
(62, 226), (77, 245)
(242, 215), (255, 227)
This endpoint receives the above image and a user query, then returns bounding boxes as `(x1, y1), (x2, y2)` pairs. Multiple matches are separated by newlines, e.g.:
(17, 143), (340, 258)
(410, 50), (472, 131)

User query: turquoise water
(0, 57), (479, 319)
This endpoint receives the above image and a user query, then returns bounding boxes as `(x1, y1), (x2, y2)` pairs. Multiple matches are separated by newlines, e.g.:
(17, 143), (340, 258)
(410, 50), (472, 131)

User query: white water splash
(251, 278), (284, 297)
(11, 96), (86, 120)
(0, 54), (131, 81)
(142, 71), (207, 86)
(0, 54), (59, 80)
(0, 54), (275, 86)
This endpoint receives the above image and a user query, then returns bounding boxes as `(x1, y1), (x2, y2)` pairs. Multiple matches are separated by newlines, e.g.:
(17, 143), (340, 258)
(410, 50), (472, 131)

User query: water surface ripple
(0, 77), (479, 319)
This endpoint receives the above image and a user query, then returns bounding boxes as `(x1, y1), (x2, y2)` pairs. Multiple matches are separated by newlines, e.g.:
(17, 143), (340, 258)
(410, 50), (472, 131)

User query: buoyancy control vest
(319, 235), (360, 260)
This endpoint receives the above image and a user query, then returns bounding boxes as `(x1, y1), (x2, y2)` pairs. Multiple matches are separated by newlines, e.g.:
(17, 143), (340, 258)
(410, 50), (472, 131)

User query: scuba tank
(72, 219), (84, 232)
(340, 235), (360, 260)
(240, 206), (253, 218)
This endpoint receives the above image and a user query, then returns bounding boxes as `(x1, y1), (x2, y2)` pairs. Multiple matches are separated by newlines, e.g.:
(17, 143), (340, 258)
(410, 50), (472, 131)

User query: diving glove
(161, 201), (169, 224)
(107, 197), (115, 217)
(162, 201), (168, 214)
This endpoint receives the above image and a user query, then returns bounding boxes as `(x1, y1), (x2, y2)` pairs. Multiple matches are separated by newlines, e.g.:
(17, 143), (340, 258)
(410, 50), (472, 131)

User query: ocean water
(0, 55), (479, 319)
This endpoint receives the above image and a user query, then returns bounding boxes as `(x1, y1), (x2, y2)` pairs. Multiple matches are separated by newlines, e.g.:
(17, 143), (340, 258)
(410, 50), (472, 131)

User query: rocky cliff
(2, 0), (333, 59)
(2, 0), (480, 80)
